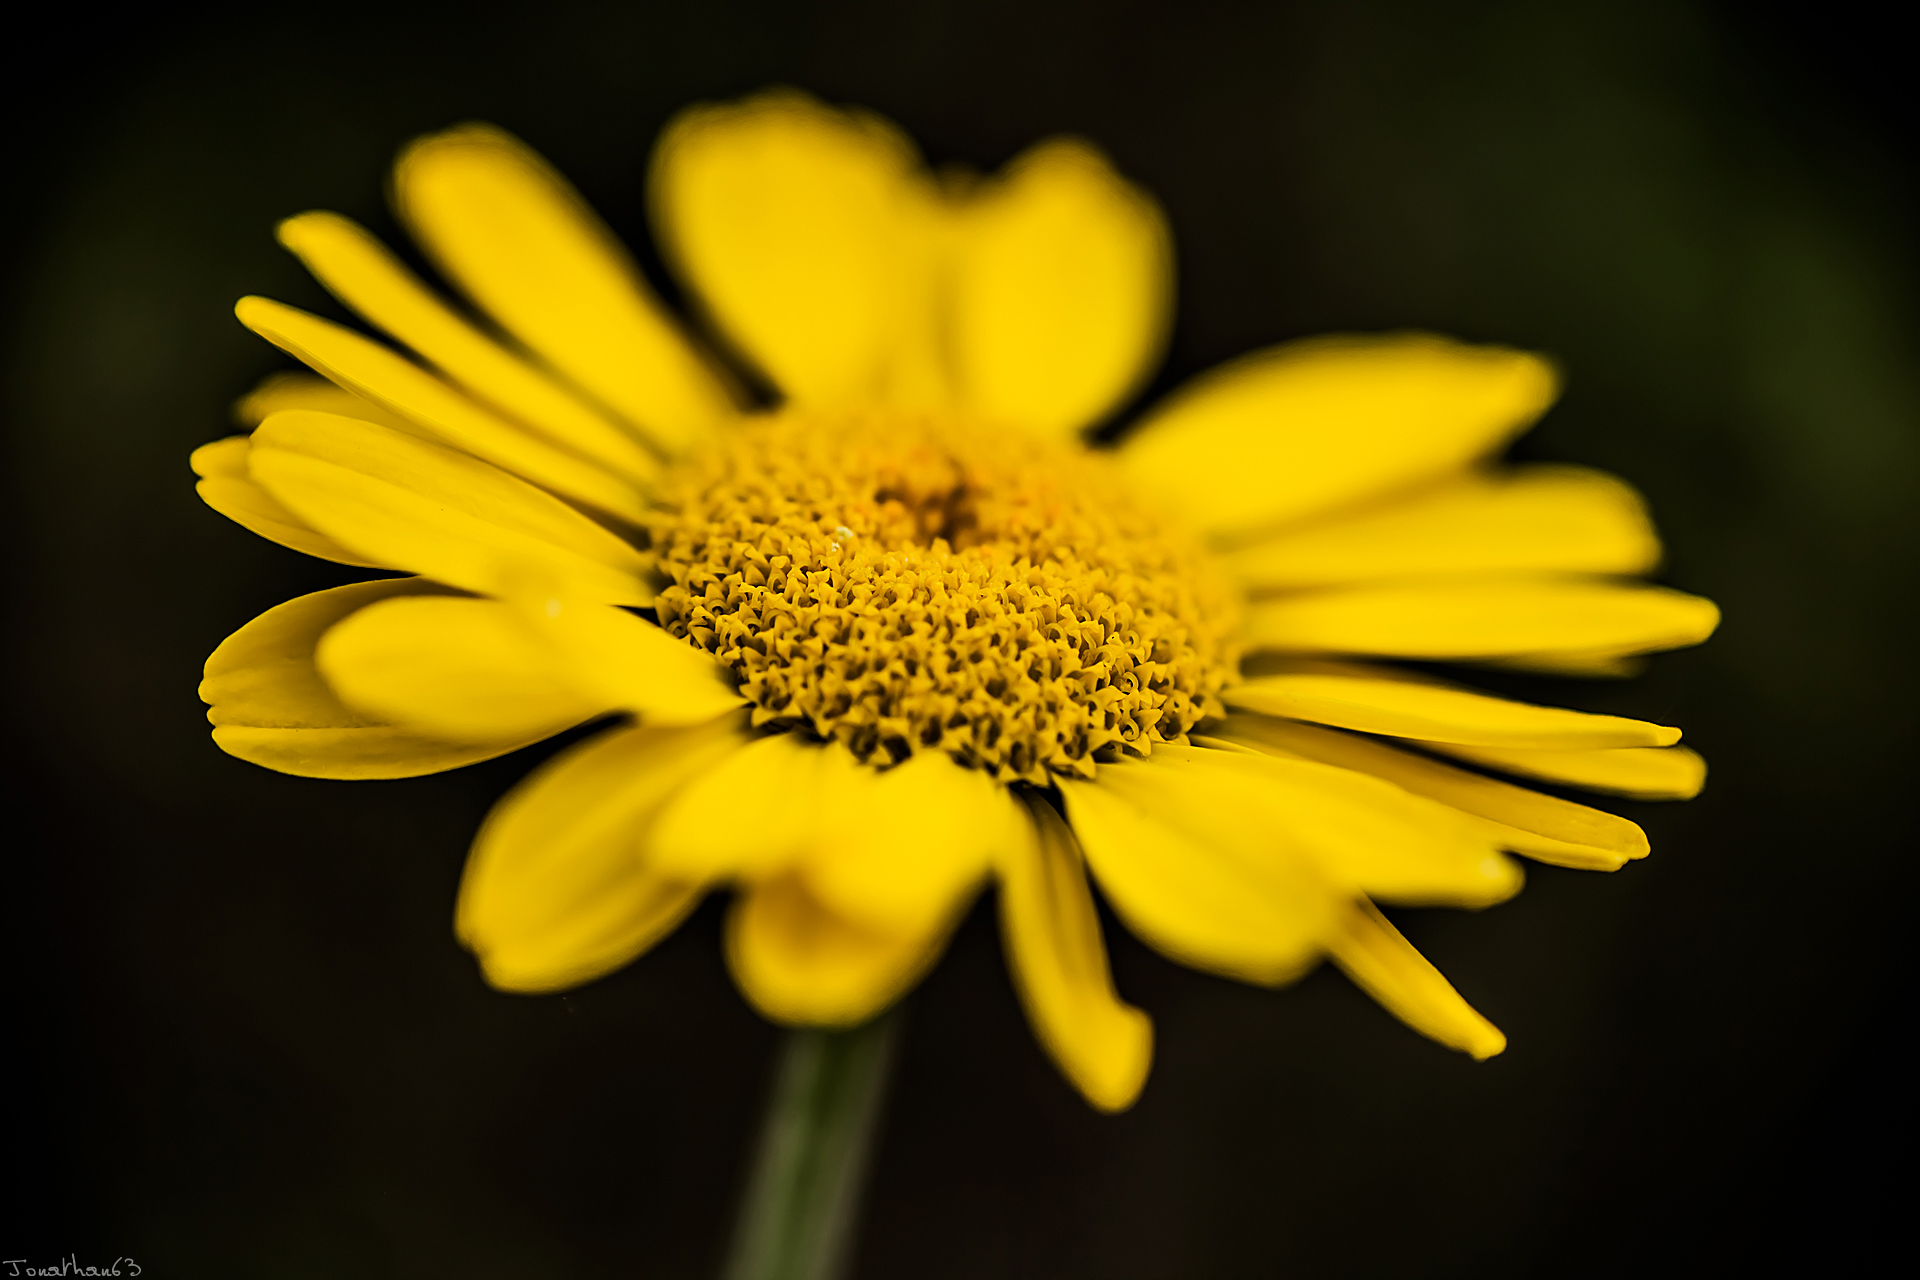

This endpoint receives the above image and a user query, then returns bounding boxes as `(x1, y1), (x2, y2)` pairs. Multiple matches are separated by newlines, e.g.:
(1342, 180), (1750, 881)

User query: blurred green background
(4, 0), (1912, 1274)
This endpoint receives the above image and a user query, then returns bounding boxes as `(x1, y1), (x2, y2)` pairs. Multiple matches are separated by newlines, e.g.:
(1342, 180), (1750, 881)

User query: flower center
(648, 410), (1239, 783)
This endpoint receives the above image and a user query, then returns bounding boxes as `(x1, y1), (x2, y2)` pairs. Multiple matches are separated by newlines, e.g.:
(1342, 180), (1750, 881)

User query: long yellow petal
(236, 296), (650, 523)
(200, 579), (542, 778)
(651, 90), (942, 407)
(318, 594), (742, 741)
(1224, 666), (1678, 748)
(801, 749), (1013, 934)
(999, 795), (1153, 1112)
(315, 596), (609, 743)
(1226, 465), (1661, 591)
(520, 595), (745, 724)
(1059, 762), (1338, 985)
(1219, 717), (1648, 870)
(248, 409), (652, 605)
(726, 873), (949, 1026)
(276, 211), (663, 489)
(645, 732), (841, 880)
(1118, 335), (1558, 536)
(949, 138), (1171, 438)
(392, 124), (736, 455)
(234, 370), (415, 431)
(191, 436), (388, 568)
(1244, 579), (1720, 660)
(1327, 899), (1506, 1059)
(456, 718), (747, 992)
(1100, 743), (1517, 907)
(1427, 740), (1707, 800)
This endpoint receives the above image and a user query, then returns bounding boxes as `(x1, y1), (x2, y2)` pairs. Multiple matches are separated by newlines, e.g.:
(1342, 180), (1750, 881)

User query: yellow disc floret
(649, 410), (1239, 783)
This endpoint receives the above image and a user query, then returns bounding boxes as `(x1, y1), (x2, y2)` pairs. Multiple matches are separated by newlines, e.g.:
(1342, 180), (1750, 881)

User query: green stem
(721, 1009), (901, 1280)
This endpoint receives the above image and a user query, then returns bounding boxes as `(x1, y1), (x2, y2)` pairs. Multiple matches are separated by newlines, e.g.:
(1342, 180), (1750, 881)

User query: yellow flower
(193, 90), (1718, 1113)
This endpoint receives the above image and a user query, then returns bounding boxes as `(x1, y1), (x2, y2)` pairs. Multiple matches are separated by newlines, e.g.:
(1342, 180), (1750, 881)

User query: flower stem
(721, 1009), (901, 1280)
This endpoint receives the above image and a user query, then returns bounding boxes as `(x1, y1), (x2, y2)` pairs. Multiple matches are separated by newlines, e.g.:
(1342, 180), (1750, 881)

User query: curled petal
(200, 579), (541, 778)
(999, 796), (1153, 1112)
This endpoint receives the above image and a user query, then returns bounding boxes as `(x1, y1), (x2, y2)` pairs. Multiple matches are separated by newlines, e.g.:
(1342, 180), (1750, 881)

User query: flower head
(195, 91), (1717, 1111)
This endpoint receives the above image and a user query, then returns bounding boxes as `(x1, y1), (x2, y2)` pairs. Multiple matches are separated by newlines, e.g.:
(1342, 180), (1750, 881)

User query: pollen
(648, 410), (1240, 783)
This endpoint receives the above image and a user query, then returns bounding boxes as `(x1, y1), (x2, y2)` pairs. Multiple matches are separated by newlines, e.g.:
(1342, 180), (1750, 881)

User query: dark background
(4, 1), (1912, 1274)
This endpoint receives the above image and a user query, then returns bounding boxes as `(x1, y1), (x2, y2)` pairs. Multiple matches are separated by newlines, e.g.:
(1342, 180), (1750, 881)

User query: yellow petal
(801, 749), (1012, 934)
(1101, 743), (1516, 908)
(1224, 666), (1679, 749)
(318, 595), (742, 741)
(645, 732), (841, 880)
(1219, 717), (1648, 870)
(236, 372), (433, 433)
(521, 595), (746, 725)
(1243, 579), (1720, 660)
(189, 435), (252, 478)
(392, 124), (736, 455)
(191, 436), (388, 568)
(315, 596), (608, 742)
(248, 409), (653, 605)
(236, 296), (650, 523)
(1428, 740), (1707, 800)
(1118, 334), (1559, 536)
(999, 795), (1153, 1112)
(456, 718), (747, 992)
(276, 211), (663, 490)
(200, 579), (542, 778)
(949, 138), (1172, 438)
(1058, 759), (1338, 985)
(726, 873), (948, 1026)
(1226, 465), (1661, 591)
(651, 91), (940, 407)
(1328, 899), (1506, 1059)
